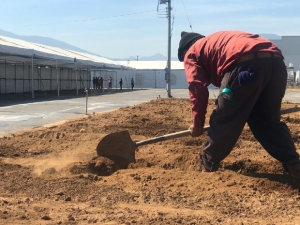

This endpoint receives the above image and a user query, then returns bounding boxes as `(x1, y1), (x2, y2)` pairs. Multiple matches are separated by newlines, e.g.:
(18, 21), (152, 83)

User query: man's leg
(202, 57), (300, 173)
(202, 58), (281, 171)
(247, 58), (300, 167)
(202, 64), (264, 171)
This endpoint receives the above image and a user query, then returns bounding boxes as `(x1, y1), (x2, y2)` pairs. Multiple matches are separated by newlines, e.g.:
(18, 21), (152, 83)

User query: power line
(171, 14), (175, 38)
(181, 0), (193, 32)
(19, 10), (157, 27)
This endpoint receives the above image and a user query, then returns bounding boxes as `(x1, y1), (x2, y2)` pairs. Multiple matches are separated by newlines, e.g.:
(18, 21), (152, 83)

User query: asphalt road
(0, 88), (299, 135)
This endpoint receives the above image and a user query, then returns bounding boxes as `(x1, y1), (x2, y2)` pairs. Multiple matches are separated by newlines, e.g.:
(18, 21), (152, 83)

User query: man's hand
(189, 124), (204, 137)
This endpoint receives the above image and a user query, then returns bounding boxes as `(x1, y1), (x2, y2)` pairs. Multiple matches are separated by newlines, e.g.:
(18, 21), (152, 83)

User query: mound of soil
(0, 98), (299, 224)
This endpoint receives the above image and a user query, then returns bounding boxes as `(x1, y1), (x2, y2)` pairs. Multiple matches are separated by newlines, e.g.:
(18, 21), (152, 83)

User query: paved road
(0, 88), (299, 135)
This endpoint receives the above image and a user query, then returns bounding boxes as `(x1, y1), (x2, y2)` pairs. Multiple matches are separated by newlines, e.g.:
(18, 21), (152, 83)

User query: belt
(237, 52), (282, 63)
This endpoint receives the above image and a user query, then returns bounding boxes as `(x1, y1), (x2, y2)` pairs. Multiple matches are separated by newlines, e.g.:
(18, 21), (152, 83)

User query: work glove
(189, 124), (204, 137)
(238, 65), (257, 86)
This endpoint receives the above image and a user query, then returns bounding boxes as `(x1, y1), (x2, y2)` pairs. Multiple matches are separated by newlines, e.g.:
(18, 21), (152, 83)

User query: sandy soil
(0, 98), (299, 225)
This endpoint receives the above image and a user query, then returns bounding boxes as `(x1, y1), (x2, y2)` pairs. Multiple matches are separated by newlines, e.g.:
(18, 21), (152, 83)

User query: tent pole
(89, 65), (92, 90)
(155, 70), (157, 88)
(31, 54), (34, 99)
(74, 58), (78, 95)
(14, 64), (17, 93)
(5, 60), (7, 94)
(56, 59), (59, 97)
(22, 62), (25, 92)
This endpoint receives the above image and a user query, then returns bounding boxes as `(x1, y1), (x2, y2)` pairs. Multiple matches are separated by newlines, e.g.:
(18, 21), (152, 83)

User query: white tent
(0, 35), (132, 98)
(0, 35), (128, 69)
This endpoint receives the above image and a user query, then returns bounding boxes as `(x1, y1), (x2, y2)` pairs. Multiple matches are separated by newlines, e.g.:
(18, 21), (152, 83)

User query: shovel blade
(96, 130), (136, 164)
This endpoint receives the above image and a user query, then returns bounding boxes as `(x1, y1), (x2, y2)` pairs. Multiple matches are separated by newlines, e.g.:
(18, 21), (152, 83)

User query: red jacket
(183, 30), (283, 128)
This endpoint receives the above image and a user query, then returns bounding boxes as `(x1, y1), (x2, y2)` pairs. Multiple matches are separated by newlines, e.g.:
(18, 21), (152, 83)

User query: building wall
(114, 69), (188, 89)
(272, 37), (300, 72)
(0, 63), (91, 94)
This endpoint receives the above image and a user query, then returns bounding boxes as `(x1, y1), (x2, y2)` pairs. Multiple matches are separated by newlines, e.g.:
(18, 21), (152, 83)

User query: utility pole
(157, 0), (172, 97)
(166, 0), (172, 97)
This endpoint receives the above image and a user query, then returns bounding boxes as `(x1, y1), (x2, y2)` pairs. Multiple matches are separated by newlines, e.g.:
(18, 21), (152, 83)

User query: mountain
(259, 33), (281, 40)
(0, 29), (96, 55)
(0, 29), (177, 61)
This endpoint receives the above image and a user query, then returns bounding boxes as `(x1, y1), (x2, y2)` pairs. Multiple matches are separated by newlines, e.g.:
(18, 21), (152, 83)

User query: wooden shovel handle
(280, 105), (299, 115)
(135, 126), (210, 147)
(134, 105), (299, 148)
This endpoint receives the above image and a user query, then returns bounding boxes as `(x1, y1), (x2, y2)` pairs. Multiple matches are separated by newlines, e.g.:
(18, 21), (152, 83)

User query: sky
(1, 0), (300, 59)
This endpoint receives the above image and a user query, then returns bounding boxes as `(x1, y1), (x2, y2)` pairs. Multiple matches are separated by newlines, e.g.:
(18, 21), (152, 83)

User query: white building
(117, 61), (187, 89)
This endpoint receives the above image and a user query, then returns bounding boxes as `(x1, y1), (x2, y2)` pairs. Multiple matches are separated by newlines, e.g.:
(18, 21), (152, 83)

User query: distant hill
(0, 29), (97, 55)
(111, 34), (283, 61)
(0, 29), (178, 61)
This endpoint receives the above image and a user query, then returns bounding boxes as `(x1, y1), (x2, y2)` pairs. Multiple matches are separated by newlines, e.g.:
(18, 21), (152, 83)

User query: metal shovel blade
(96, 130), (136, 164)
(96, 128), (208, 165)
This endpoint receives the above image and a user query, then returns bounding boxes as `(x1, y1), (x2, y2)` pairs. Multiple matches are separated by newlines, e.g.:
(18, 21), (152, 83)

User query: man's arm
(189, 81), (209, 128)
(184, 54), (210, 129)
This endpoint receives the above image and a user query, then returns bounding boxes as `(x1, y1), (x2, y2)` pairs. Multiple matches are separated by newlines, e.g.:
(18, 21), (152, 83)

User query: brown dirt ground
(0, 98), (300, 225)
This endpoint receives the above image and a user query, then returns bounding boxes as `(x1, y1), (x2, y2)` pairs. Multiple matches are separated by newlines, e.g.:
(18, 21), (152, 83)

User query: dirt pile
(0, 98), (299, 224)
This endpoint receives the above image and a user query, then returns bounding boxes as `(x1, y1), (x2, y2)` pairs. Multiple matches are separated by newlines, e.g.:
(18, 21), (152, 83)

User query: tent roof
(118, 60), (184, 70)
(0, 35), (131, 70)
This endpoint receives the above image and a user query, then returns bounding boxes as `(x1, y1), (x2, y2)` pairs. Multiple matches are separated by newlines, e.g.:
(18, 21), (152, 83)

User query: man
(178, 30), (300, 177)
(119, 78), (123, 90)
(99, 77), (103, 90)
(92, 77), (96, 89)
(108, 77), (112, 89)
(131, 78), (135, 90)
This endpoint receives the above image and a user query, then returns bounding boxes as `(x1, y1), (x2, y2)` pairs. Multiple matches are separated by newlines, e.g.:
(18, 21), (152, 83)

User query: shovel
(96, 126), (210, 165)
(96, 105), (300, 165)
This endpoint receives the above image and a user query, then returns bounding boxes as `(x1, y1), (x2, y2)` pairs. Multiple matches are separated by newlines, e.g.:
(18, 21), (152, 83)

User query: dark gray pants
(202, 56), (299, 171)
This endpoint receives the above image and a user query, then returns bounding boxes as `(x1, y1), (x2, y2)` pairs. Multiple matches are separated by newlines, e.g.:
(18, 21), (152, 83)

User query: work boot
(200, 154), (220, 172)
(285, 164), (300, 178)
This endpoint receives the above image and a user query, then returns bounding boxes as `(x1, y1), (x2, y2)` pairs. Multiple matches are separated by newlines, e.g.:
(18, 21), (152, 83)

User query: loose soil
(0, 98), (299, 225)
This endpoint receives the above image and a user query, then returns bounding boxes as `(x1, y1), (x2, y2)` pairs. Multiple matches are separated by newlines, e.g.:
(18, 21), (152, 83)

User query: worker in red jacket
(178, 30), (300, 177)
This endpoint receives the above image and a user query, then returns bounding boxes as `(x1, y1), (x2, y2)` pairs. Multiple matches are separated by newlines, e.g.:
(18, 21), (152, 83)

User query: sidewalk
(0, 89), (185, 135)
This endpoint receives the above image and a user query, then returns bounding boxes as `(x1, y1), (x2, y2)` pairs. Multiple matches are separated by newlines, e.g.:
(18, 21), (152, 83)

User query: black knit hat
(178, 31), (205, 62)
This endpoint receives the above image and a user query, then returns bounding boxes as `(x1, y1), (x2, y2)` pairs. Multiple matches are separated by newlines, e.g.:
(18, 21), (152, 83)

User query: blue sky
(1, 0), (300, 59)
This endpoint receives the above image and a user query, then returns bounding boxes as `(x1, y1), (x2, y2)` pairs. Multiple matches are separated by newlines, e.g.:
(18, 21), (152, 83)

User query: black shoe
(200, 154), (219, 172)
(286, 164), (300, 178)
